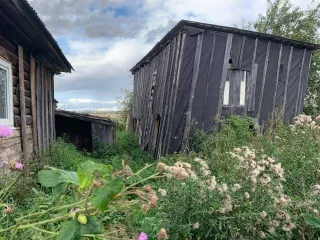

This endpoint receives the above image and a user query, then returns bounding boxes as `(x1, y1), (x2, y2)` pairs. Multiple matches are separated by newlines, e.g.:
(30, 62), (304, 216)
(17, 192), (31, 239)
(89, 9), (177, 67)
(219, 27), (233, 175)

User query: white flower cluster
(291, 114), (320, 131)
(157, 161), (197, 180)
(229, 146), (296, 234)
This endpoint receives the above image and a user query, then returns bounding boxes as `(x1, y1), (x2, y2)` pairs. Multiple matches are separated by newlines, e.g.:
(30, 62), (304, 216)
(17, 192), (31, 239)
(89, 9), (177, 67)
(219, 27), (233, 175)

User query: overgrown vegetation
(3, 114), (320, 239)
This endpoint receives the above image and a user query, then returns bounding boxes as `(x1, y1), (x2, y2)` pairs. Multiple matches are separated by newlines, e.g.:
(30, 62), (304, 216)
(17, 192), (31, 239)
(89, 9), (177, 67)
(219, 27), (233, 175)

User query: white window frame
(240, 71), (246, 106)
(223, 80), (230, 105)
(0, 59), (13, 126)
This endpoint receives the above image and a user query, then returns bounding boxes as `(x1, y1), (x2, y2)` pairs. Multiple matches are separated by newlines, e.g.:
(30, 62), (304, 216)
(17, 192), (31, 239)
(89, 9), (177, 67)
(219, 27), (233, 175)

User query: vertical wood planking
(295, 49), (306, 115)
(18, 46), (28, 162)
(233, 70), (242, 105)
(271, 44), (283, 120)
(30, 54), (38, 152)
(246, 63), (258, 112)
(36, 62), (42, 150)
(257, 41), (271, 119)
(48, 73), (53, 142)
(216, 33), (233, 119)
(282, 47), (293, 120)
(163, 34), (182, 155)
(182, 33), (203, 152)
(298, 53), (312, 114)
(202, 33), (216, 130)
(52, 74), (56, 139)
(238, 36), (246, 67)
(41, 64), (45, 148)
(229, 69), (235, 108)
(45, 69), (49, 147)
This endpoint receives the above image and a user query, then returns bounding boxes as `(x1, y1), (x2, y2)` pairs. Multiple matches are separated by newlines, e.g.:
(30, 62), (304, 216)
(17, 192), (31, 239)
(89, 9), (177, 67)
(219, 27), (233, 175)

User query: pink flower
(0, 126), (13, 138)
(138, 232), (148, 240)
(15, 163), (23, 170)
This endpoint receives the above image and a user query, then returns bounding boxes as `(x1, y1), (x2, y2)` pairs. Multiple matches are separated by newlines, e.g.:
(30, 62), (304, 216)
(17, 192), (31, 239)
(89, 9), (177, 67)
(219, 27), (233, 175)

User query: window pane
(223, 81), (230, 105)
(240, 71), (246, 106)
(0, 68), (8, 119)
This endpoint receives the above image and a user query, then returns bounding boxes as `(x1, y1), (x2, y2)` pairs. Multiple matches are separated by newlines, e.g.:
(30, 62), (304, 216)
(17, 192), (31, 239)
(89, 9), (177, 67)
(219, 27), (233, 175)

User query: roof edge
(130, 20), (320, 73)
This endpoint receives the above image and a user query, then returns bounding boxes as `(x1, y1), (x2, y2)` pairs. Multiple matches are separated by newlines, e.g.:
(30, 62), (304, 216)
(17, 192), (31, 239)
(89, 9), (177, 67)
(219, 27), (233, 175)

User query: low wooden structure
(55, 110), (116, 152)
(0, 0), (72, 165)
(131, 20), (320, 157)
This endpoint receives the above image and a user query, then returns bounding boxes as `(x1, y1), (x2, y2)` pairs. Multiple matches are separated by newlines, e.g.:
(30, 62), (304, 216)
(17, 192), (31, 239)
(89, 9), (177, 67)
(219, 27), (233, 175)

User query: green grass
(3, 115), (320, 239)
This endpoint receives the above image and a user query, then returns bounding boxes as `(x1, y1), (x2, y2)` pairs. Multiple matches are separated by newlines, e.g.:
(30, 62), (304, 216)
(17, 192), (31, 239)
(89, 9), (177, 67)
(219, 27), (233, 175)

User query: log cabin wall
(0, 0), (72, 167)
(0, 32), (55, 165)
(0, 35), (34, 164)
(131, 20), (318, 157)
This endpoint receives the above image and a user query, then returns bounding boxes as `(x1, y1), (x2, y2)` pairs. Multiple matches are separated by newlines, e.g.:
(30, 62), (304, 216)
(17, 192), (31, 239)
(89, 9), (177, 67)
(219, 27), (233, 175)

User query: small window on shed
(240, 71), (246, 106)
(224, 70), (248, 107)
(223, 80), (230, 105)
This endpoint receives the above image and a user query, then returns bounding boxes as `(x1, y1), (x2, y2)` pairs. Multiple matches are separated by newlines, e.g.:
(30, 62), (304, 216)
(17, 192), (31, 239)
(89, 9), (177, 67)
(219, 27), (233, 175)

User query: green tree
(118, 89), (133, 120)
(245, 0), (320, 115)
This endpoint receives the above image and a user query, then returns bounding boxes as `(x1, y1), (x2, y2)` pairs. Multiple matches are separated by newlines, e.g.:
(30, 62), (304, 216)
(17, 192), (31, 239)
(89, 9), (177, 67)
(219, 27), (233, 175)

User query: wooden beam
(182, 33), (203, 152)
(295, 49), (306, 115)
(216, 33), (233, 120)
(18, 45), (28, 163)
(271, 44), (283, 121)
(282, 47), (293, 120)
(30, 54), (38, 153)
(257, 41), (271, 119)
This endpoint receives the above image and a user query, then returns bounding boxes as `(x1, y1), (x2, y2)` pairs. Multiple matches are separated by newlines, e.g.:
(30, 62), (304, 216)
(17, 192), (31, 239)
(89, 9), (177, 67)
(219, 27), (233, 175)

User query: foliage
(0, 159), (161, 239)
(4, 114), (320, 239)
(117, 89), (133, 120)
(244, 0), (320, 114)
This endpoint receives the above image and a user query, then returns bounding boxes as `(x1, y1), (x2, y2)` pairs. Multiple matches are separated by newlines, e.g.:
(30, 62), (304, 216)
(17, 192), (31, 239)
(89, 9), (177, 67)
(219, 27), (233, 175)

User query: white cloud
(68, 98), (117, 104)
(28, 0), (313, 111)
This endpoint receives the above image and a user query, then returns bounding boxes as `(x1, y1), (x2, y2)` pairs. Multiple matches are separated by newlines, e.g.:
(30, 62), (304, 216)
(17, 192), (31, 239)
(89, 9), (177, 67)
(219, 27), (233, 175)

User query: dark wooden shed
(55, 110), (116, 152)
(130, 20), (320, 157)
(0, 0), (72, 166)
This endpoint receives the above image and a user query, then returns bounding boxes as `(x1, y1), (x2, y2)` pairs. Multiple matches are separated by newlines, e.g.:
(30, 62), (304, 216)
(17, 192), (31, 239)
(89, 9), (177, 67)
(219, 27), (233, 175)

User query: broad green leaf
(92, 178), (124, 211)
(77, 161), (96, 189)
(305, 214), (320, 228)
(80, 216), (102, 235)
(58, 220), (81, 240)
(77, 161), (112, 189)
(38, 168), (78, 188)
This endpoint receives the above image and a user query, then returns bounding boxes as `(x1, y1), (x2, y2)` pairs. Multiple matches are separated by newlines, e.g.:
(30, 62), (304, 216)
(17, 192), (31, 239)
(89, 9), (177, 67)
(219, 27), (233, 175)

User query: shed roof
(0, 0), (73, 73)
(55, 109), (115, 126)
(131, 20), (320, 73)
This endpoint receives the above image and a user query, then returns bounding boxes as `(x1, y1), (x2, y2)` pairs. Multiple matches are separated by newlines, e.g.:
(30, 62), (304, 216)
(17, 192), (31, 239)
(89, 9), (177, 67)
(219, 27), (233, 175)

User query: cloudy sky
(28, 0), (311, 111)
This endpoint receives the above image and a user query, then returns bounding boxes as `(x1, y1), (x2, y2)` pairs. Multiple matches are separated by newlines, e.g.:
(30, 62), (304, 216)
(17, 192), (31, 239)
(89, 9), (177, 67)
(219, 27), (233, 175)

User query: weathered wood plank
(234, 70), (242, 106)
(0, 35), (17, 53)
(216, 33), (233, 120)
(238, 36), (246, 67)
(247, 63), (258, 112)
(0, 45), (18, 65)
(271, 44), (283, 120)
(18, 45), (28, 162)
(282, 47), (293, 120)
(182, 33), (203, 152)
(257, 41), (271, 119)
(295, 49), (306, 116)
(298, 53), (312, 114)
(41, 64), (46, 149)
(44, 69), (49, 148)
(228, 69), (235, 108)
(30, 54), (38, 152)
(36, 62), (42, 150)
